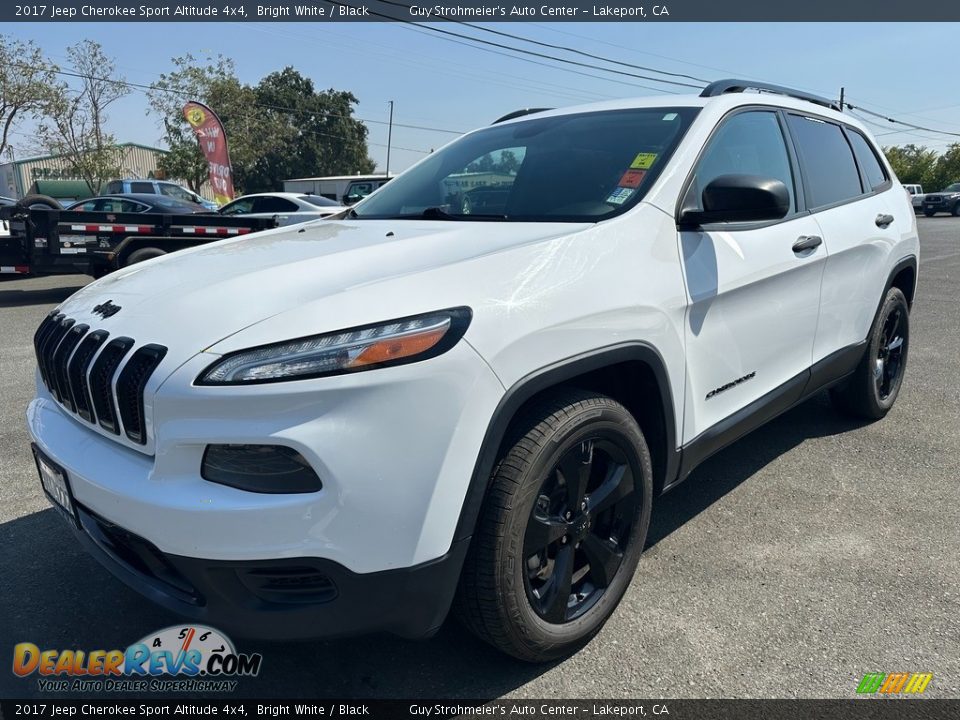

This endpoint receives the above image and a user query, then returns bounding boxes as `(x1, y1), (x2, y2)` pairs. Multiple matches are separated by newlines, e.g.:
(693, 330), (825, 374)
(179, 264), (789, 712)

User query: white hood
(56, 219), (590, 358)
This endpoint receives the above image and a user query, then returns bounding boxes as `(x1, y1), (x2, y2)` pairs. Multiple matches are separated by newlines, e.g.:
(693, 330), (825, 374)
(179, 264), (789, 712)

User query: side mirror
(679, 174), (790, 227)
(344, 193), (362, 205)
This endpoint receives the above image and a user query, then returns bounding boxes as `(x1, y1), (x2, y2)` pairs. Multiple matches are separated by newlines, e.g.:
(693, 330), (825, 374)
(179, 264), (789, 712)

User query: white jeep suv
(27, 80), (918, 662)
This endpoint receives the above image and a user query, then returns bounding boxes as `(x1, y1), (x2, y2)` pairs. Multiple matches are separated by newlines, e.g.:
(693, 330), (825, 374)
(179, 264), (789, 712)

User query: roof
(6, 142), (168, 167)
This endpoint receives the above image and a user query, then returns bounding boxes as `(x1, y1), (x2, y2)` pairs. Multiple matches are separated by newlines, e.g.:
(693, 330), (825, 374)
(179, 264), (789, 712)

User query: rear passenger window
(787, 115), (863, 208)
(688, 111), (796, 214)
(130, 181), (154, 194)
(847, 131), (888, 191)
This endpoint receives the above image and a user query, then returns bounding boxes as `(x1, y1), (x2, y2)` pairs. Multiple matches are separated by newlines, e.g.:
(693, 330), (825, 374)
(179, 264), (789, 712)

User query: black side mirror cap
(679, 174), (790, 227)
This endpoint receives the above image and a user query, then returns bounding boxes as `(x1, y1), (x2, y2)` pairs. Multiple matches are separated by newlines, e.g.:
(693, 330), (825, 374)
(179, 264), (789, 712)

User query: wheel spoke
(541, 544), (575, 622)
(887, 336), (903, 353)
(581, 533), (623, 588)
(587, 463), (633, 515)
(524, 515), (570, 554)
(557, 445), (593, 511)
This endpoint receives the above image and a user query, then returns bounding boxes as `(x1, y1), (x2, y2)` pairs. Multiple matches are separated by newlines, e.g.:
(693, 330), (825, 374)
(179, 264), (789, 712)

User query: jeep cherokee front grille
(32, 312), (167, 446)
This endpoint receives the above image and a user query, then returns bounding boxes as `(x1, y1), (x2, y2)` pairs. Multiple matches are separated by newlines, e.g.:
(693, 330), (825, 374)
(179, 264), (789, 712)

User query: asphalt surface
(1, 218), (958, 700)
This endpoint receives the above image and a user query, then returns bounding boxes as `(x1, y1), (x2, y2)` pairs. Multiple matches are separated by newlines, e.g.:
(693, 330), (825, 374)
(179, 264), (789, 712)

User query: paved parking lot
(1, 218), (958, 700)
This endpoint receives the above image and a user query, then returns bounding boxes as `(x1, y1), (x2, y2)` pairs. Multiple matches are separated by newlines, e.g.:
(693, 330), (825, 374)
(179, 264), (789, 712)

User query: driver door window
(687, 111), (796, 216)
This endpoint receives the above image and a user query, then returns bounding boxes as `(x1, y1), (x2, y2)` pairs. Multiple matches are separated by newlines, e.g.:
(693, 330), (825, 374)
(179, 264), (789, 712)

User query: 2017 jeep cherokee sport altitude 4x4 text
(28, 80), (918, 662)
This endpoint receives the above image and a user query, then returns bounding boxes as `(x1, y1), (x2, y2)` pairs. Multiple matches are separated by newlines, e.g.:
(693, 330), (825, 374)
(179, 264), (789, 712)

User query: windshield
(300, 195), (339, 207)
(353, 107), (699, 222)
(944, 183), (960, 192)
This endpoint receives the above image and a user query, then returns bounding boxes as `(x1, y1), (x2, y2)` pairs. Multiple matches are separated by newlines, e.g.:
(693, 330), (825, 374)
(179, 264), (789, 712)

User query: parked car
(26, 80), (917, 662)
(66, 194), (207, 215)
(903, 183), (924, 211)
(920, 182), (960, 216)
(283, 175), (393, 205)
(105, 179), (218, 210)
(218, 192), (345, 225)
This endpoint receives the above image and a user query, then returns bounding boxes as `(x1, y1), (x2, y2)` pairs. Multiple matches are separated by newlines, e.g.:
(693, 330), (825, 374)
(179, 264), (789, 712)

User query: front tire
(830, 287), (910, 420)
(952, 203), (960, 217)
(455, 390), (653, 662)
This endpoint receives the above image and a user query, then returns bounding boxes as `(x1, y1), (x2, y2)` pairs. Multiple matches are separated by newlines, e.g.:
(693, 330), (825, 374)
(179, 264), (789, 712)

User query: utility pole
(386, 100), (394, 177)
(839, 87), (845, 112)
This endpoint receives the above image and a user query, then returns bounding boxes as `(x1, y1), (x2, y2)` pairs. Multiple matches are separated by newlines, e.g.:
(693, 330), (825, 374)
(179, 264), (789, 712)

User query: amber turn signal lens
(347, 326), (449, 368)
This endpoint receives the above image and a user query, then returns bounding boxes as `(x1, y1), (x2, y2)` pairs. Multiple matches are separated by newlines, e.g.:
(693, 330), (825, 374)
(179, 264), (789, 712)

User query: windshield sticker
(618, 169), (647, 189)
(606, 187), (635, 205)
(662, 113), (678, 121)
(630, 153), (658, 170)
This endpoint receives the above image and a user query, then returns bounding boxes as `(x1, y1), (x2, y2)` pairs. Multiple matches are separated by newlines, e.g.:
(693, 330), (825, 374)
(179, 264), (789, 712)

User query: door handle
(875, 213), (894, 228)
(792, 235), (822, 254)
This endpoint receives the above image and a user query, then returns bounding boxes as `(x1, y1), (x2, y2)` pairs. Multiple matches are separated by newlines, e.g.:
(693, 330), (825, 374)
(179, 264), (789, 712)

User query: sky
(5, 21), (960, 174)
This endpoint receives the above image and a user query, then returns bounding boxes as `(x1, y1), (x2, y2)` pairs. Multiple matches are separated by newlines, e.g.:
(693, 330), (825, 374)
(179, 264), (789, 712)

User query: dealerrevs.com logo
(13, 625), (262, 693)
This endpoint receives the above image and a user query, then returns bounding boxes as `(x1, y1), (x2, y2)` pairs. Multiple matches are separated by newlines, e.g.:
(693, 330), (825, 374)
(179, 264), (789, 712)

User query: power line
(399, 24), (675, 96)
(377, 0), (711, 84)
(320, 0), (704, 91)
(844, 102), (960, 139)
(9, 61), (464, 138)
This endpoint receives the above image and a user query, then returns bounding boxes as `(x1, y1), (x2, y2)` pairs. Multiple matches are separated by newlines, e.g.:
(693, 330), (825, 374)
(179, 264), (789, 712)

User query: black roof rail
(700, 79), (841, 112)
(492, 108), (553, 124)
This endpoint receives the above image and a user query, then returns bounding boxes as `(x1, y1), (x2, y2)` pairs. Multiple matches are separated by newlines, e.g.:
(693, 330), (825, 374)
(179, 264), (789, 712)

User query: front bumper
(26, 338), (504, 637)
(66, 499), (468, 640)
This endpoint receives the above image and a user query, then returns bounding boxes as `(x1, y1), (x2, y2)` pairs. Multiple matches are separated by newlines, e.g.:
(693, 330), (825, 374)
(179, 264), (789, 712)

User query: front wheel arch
(453, 343), (679, 546)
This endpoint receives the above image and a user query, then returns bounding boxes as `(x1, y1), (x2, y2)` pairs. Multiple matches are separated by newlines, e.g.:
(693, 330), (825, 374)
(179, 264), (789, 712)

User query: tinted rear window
(787, 115), (863, 208)
(848, 131), (888, 192)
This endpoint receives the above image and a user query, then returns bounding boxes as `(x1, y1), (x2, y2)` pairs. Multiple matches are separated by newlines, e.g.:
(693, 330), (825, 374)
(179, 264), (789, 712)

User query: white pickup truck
(903, 183), (924, 211)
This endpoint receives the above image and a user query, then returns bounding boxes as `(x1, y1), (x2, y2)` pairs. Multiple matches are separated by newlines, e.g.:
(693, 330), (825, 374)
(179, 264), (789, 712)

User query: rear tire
(455, 389), (653, 662)
(124, 247), (166, 266)
(830, 287), (910, 420)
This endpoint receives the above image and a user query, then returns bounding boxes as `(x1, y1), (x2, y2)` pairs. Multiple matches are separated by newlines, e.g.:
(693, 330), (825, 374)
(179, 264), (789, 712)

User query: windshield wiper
(419, 206), (508, 221)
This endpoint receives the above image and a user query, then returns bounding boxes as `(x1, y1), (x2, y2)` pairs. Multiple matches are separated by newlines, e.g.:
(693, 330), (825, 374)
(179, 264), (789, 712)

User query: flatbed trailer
(0, 202), (277, 278)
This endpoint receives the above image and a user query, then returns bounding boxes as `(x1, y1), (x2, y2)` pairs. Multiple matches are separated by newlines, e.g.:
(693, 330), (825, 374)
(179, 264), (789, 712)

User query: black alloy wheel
(523, 435), (638, 623)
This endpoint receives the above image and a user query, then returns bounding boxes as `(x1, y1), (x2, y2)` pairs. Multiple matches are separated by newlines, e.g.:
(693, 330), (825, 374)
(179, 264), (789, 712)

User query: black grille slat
(89, 337), (134, 435)
(117, 345), (167, 444)
(43, 318), (75, 397)
(33, 313), (166, 447)
(51, 324), (88, 409)
(67, 330), (109, 422)
(36, 314), (67, 389)
(33, 313), (60, 386)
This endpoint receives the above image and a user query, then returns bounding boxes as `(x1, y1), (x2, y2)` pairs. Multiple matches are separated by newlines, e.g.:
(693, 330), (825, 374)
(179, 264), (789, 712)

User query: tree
(247, 67), (375, 192)
(931, 143), (960, 190)
(148, 58), (376, 195)
(36, 41), (129, 194)
(883, 144), (939, 187)
(0, 37), (61, 161)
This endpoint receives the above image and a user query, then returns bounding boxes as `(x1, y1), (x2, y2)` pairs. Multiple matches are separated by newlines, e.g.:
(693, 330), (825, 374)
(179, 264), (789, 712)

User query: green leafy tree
(146, 54), (276, 194)
(247, 67), (375, 192)
(883, 144), (939, 187)
(931, 143), (960, 190)
(36, 41), (129, 194)
(0, 37), (61, 161)
(148, 59), (375, 195)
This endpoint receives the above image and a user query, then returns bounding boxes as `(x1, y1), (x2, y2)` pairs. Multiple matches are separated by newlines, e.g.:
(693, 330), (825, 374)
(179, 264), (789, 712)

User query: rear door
(678, 108), (826, 441)
(785, 114), (908, 364)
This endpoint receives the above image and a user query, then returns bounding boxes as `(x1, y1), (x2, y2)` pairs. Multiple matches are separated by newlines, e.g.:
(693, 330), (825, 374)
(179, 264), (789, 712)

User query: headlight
(197, 307), (471, 385)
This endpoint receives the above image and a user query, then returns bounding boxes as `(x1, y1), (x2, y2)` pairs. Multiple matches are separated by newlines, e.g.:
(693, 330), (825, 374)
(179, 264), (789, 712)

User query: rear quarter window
(130, 181), (155, 194)
(847, 130), (889, 191)
(787, 114), (863, 209)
